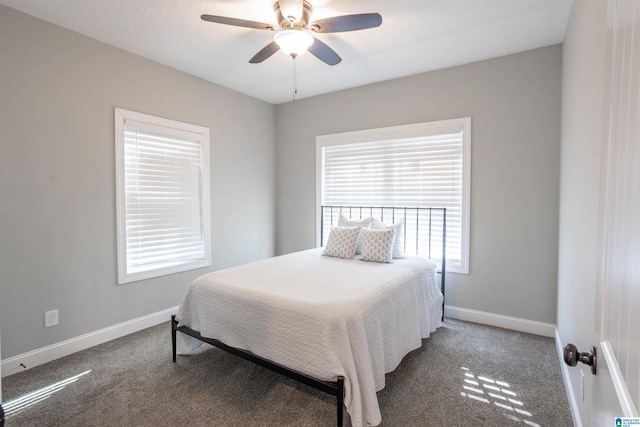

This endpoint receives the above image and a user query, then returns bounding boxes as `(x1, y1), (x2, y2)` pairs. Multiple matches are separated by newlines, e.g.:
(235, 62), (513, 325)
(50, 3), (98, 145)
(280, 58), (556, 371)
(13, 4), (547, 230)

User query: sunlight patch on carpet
(458, 366), (541, 426)
(2, 370), (92, 418)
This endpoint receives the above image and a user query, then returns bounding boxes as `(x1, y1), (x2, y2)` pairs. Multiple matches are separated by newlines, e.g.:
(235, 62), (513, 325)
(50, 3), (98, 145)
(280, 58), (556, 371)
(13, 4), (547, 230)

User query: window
(316, 118), (470, 273)
(115, 108), (211, 284)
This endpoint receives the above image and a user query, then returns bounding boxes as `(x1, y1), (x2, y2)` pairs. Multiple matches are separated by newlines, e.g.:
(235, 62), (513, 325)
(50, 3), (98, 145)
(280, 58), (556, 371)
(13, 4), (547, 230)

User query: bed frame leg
(336, 376), (344, 427)
(171, 314), (177, 363)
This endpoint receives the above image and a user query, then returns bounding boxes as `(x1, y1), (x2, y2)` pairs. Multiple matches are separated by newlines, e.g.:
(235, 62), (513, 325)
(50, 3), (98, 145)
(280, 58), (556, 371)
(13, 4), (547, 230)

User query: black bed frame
(171, 205), (447, 427)
(171, 316), (345, 425)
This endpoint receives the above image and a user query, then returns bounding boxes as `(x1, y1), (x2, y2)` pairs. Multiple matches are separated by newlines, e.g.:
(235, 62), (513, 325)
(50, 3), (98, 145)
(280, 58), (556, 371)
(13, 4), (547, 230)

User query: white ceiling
(0, 0), (573, 105)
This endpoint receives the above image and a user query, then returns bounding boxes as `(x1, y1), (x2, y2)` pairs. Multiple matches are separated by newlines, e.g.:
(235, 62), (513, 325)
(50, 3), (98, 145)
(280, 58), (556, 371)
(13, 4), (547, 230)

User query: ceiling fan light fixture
(274, 30), (314, 58)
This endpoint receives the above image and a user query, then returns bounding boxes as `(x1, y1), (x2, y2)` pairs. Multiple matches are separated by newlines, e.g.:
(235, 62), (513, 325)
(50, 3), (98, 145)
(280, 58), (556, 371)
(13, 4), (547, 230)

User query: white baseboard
(1, 306), (179, 378)
(444, 305), (556, 337)
(555, 329), (583, 427)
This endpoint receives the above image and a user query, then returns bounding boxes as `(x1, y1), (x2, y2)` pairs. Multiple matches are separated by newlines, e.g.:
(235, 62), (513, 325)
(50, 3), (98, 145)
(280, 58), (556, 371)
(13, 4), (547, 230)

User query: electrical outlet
(44, 309), (58, 328)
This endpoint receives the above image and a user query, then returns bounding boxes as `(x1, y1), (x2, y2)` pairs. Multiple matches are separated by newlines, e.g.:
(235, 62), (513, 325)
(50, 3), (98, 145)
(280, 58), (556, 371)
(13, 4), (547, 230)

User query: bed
(172, 206), (446, 427)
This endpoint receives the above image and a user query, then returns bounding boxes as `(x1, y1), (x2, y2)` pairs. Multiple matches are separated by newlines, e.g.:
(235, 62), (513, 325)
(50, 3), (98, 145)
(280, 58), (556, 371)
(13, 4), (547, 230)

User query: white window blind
(317, 118), (470, 273)
(115, 108), (211, 284)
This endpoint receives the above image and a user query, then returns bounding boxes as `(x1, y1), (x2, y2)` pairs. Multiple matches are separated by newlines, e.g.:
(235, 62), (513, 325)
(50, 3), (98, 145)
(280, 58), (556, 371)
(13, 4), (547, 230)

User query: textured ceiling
(0, 0), (573, 104)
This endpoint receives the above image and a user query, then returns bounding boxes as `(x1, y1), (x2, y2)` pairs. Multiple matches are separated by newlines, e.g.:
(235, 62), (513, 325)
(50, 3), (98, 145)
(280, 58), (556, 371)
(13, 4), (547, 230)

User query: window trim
(115, 108), (212, 284)
(316, 118), (471, 274)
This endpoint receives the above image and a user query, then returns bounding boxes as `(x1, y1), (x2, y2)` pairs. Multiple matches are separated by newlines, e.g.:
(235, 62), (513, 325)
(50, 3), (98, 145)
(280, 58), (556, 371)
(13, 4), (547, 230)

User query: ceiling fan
(201, 0), (382, 66)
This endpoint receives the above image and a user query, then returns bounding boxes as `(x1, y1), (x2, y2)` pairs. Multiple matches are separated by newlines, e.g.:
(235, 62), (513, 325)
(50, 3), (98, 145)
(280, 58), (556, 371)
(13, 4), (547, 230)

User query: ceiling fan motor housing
(274, 0), (313, 29)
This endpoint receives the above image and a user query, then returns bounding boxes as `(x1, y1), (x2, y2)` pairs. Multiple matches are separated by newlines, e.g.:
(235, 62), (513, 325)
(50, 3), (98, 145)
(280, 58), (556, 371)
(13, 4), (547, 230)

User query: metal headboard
(320, 205), (447, 321)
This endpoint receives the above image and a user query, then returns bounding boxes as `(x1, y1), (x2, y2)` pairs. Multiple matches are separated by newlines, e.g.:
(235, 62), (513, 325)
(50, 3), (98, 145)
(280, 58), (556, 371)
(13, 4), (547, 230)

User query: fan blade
(308, 38), (341, 66)
(201, 14), (274, 30)
(310, 13), (382, 33)
(249, 41), (281, 63)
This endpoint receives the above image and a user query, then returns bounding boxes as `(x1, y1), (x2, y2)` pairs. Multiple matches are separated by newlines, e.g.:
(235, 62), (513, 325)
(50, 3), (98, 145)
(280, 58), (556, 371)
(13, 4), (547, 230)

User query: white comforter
(175, 248), (443, 427)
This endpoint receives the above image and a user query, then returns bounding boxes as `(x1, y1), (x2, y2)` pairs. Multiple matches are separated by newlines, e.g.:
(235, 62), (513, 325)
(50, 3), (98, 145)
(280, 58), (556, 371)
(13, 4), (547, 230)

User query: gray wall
(0, 4), (566, 362)
(0, 6), (276, 359)
(276, 45), (562, 324)
(557, 0), (607, 424)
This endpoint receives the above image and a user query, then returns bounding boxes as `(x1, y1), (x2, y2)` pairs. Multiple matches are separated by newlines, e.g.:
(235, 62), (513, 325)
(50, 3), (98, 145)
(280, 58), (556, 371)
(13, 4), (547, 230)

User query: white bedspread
(175, 248), (443, 427)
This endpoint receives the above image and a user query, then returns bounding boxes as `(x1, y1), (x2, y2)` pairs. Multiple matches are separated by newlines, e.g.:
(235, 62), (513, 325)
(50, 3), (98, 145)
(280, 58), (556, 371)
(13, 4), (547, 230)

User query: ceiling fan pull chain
(293, 57), (298, 101)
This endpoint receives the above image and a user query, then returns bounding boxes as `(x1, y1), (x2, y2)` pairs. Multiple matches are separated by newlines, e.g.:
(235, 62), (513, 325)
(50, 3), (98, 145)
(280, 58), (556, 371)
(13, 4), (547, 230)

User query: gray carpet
(1, 318), (573, 426)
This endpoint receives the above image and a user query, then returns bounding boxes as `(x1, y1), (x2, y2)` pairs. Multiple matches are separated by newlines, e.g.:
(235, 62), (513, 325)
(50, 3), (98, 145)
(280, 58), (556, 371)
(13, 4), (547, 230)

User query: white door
(592, 0), (640, 423)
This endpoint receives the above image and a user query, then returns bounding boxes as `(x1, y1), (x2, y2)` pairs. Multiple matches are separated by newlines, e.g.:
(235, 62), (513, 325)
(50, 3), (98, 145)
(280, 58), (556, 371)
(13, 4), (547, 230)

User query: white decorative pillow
(322, 226), (362, 259)
(337, 213), (372, 254)
(360, 228), (396, 263)
(371, 218), (405, 258)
